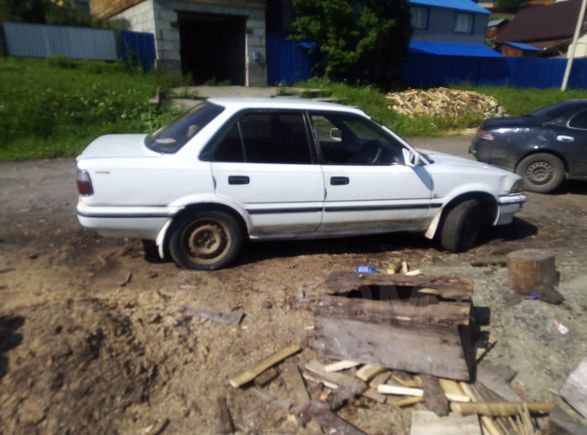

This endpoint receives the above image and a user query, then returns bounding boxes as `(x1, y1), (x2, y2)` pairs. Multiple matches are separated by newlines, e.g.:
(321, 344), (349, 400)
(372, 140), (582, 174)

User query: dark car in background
(470, 100), (587, 193)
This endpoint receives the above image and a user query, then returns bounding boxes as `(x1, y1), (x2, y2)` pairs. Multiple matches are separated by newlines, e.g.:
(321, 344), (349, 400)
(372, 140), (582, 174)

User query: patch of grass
(0, 57), (178, 160)
(297, 78), (587, 137)
(297, 78), (482, 136)
(460, 85), (587, 116)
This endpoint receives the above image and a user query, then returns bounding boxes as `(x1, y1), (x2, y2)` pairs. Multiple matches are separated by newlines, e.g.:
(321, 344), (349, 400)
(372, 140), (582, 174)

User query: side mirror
(329, 128), (342, 142)
(402, 148), (420, 167)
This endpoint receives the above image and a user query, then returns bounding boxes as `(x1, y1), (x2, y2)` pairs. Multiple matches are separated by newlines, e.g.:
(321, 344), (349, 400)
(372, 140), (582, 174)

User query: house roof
(409, 40), (502, 57)
(496, 0), (584, 44)
(410, 0), (490, 15)
(488, 18), (509, 28)
(502, 41), (541, 51)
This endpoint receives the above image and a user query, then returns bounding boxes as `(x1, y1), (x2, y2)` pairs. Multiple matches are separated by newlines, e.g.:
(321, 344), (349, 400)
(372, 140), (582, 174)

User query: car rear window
(145, 102), (224, 153)
(529, 102), (574, 121)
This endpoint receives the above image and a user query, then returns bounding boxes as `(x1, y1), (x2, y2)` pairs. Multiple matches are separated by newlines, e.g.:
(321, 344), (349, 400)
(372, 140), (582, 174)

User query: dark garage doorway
(178, 12), (246, 86)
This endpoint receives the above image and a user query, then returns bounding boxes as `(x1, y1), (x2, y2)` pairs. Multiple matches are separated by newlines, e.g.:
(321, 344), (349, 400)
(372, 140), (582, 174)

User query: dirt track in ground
(1, 136), (587, 433)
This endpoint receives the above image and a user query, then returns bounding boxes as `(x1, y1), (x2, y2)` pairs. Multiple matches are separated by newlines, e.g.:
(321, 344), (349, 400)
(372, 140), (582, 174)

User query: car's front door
(207, 110), (324, 235)
(309, 112), (436, 233)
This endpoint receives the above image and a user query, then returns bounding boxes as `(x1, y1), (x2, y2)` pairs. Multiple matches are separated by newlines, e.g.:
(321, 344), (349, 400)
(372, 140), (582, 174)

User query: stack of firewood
(386, 87), (506, 119)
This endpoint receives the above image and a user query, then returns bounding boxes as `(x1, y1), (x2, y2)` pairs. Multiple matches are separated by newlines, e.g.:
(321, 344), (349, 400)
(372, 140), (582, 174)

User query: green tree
(292, 0), (412, 89)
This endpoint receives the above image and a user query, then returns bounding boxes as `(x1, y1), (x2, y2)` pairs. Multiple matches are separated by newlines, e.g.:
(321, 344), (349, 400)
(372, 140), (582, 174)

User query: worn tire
(142, 239), (163, 263)
(438, 199), (484, 253)
(168, 211), (243, 270)
(516, 153), (564, 193)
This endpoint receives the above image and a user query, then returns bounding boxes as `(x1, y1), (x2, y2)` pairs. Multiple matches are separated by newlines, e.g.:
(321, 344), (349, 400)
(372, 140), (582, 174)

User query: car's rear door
(207, 110), (324, 235)
(309, 111), (435, 233)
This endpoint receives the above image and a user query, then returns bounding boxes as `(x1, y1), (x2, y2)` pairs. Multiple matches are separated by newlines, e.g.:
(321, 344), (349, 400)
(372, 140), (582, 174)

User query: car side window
(569, 110), (587, 130)
(210, 111), (313, 164)
(310, 112), (405, 166)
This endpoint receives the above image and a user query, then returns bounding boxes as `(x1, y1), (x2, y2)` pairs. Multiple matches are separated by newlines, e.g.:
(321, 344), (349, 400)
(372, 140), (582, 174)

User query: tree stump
(506, 249), (558, 295)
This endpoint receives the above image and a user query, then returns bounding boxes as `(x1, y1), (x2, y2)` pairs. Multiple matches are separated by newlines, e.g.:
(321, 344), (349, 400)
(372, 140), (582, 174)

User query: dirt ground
(1, 136), (586, 434)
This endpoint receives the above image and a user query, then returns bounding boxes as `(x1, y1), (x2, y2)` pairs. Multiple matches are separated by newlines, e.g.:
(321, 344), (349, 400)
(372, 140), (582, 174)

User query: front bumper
(495, 193), (526, 225)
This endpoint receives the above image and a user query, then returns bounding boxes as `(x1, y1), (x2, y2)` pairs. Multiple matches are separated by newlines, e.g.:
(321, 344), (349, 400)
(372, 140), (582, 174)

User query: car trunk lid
(78, 134), (159, 160)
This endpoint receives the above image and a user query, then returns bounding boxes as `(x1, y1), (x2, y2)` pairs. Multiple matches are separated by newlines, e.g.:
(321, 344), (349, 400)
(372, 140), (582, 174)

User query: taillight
(476, 129), (495, 141)
(76, 169), (94, 196)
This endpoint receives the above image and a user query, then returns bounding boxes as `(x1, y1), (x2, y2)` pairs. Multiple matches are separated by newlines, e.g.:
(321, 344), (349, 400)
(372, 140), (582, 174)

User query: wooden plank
(393, 396), (425, 408)
(325, 271), (474, 300)
(254, 367), (279, 387)
(305, 360), (367, 408)
(324, 360), (360, 372)
(368, 372), (391, 390)
(179, 306), (244, 326)
(282, 361), (310, 407)
(410, 411), (482, 435)
(450, 402), (554, 416)
(314, 315), (471, 381)
(377, 384), (424, 396)
(229, 344), (301, 388)
(421, 374), (449, 416)
(476, 362), (520, 403)
(217, 396), (235, 434)
(312, 294), (471, 326)
(459, 382), (503, 435)
(560, 357), (587, 419)
(549, 405), (587, 435)
(438, 379), (470, 403)
(362, 388), (386, 404)
(356, 364), (386, 382)
(301, 401), (366, 435)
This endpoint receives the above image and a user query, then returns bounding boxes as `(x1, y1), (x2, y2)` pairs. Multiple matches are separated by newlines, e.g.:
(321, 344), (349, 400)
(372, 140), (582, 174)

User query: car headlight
(510, 179), (524, 193)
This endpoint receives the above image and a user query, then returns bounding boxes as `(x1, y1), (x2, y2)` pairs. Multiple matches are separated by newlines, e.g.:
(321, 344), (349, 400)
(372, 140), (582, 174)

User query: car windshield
(145, 102), (224, 153)
(528, 102), (574, 121)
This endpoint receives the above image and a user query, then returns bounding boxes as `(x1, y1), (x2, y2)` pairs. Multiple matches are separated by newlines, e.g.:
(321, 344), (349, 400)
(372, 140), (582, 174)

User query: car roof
(207, 97), (367, 115)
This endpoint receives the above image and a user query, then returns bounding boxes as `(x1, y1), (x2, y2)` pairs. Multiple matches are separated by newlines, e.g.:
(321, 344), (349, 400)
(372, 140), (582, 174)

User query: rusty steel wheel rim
(184, 219), (232, 265)
(526, 161), (553, 186)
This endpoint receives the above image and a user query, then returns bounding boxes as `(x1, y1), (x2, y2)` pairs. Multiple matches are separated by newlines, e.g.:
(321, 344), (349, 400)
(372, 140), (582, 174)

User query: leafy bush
(0, 57), (177, 160)
(292, 0), (412, 89)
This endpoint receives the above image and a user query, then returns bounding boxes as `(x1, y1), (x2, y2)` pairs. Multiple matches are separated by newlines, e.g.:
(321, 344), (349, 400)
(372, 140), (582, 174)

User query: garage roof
(409, 40), (502, 57)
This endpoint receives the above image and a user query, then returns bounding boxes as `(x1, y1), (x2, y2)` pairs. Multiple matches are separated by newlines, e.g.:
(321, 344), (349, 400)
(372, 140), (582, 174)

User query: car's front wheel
(516, 153), (565, 193)
(438, 199), (485, 253)
(168, 211), (243, 270)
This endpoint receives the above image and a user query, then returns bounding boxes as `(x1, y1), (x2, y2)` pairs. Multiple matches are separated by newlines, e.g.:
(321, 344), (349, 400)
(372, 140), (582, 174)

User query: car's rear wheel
(516, 153), (564, 193)
(169, 211), (243, 270)
(438, 199), (485, 253)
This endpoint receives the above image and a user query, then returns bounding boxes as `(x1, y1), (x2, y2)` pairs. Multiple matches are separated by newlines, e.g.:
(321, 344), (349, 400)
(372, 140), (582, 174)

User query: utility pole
(562, 0), (587, 91)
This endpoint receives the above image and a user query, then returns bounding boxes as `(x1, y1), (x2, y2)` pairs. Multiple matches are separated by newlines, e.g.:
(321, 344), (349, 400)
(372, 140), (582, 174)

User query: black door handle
(331, 176), (349, 185)
(228, 175), (250, 185)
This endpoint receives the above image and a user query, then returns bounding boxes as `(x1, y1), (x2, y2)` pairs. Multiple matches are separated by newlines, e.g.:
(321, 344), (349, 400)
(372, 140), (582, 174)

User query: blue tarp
(503, 41), (541, 52)
(409, 40), (502, 57)
(409, 0), (490, 14)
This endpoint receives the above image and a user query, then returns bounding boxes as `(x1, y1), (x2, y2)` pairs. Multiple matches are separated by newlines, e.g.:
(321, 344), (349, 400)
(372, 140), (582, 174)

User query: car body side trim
(77, 212), (172, 218)
(324, 203), (442, 212)
(247, 207), (323, 214)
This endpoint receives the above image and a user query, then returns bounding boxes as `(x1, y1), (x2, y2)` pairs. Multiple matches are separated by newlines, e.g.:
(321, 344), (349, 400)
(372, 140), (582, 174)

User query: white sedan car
(76, 98), (526, 270)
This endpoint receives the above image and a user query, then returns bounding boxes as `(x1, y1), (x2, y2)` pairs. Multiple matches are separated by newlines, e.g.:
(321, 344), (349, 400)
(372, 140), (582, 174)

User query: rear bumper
(496, 193), (526, 225)
(77, 203), (177, 239)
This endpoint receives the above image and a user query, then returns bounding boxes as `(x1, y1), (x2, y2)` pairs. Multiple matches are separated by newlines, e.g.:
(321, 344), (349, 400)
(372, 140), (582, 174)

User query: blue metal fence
(402, 54), (587, 89)
(120, 30), (156, 72)
(267, 34), (316, 85)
